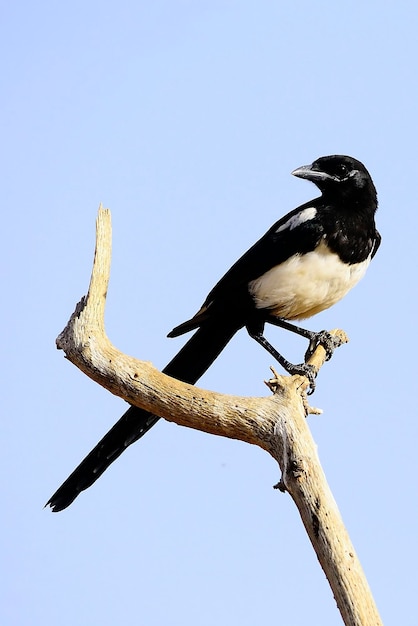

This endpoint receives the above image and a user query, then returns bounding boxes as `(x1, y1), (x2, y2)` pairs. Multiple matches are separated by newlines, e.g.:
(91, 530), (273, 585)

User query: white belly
(248, 240), (371, 320)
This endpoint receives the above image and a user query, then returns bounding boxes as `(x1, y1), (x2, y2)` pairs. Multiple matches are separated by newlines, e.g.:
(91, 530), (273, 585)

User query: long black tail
(46, 319), (241, 512)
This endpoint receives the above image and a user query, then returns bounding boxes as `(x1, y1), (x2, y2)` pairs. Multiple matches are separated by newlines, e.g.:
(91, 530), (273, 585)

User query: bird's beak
(291, 164), (335, 184)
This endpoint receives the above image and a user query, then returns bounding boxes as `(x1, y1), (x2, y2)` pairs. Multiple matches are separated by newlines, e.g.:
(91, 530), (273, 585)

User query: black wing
(169, 199), (324, 337)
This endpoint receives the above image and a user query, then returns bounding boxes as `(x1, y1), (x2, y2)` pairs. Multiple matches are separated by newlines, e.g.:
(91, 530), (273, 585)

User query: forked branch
(56, 207), (382, 626)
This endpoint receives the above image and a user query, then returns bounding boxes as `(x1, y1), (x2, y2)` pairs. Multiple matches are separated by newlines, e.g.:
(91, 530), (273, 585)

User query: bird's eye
(337, 164), (349, 178)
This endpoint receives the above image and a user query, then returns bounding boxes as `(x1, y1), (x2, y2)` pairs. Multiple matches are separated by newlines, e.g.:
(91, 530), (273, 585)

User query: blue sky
(2, 2), (417, 624)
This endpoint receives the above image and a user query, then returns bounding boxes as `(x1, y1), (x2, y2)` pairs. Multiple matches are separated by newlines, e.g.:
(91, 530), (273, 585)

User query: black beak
(291, 164), (335, 184)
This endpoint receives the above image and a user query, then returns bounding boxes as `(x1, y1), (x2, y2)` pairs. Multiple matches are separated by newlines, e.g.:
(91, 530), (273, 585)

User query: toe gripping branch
(304, 330), (344, 362)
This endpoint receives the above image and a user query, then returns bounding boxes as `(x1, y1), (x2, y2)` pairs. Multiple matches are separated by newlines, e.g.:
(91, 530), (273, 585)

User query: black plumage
(47, 155), (380, 511)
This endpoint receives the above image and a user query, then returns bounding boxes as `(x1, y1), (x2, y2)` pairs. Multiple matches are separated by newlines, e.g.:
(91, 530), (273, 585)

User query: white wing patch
(276, 206), (317, 233)
(248, 240), (371, 320)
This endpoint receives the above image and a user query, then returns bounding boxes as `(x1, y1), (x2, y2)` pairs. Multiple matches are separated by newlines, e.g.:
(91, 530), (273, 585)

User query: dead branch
(56, 206), (382, 626)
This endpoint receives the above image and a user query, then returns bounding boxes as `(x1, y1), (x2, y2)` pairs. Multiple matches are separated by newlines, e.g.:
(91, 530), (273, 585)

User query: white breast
(248, 240), (371, 320)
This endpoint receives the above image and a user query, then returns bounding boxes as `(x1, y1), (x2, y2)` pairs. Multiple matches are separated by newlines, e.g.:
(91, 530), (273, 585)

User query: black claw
(287, 363), (318, 394)
(305, 330), (342, 362)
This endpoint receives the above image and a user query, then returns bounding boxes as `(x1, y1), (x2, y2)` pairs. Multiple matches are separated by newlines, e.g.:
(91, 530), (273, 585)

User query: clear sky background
(2, 2), (417, 624)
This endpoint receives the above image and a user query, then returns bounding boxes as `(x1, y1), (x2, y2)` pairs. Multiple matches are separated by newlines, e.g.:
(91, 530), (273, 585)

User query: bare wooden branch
(56, 206), (382, 626)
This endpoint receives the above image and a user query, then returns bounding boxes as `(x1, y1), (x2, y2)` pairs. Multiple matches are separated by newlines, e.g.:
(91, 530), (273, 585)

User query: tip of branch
(264, 366), (286, 393)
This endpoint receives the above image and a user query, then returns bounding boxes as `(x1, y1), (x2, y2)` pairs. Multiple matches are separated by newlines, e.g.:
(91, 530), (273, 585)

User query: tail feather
(46, 318), (241, 512)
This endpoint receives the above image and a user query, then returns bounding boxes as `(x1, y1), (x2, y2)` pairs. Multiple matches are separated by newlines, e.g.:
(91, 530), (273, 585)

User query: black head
(292, 155), (377, 208)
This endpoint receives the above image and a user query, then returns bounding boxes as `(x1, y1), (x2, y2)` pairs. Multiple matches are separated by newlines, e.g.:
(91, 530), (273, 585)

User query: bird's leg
(265, 315), (343, 362)
(246, 326), (317, 394)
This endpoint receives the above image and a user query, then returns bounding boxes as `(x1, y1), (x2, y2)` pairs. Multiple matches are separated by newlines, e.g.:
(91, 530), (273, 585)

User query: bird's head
(292, 155), (377, 208)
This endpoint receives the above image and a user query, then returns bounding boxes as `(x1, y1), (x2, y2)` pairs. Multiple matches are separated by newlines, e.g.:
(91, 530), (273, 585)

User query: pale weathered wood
(56, 206), (382, 626)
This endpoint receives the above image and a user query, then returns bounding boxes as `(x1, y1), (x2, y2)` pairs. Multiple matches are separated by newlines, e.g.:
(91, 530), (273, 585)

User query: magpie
(47, 155), (380, 512)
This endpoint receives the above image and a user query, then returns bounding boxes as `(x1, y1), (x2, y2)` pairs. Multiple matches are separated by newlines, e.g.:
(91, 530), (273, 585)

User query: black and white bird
(47, 154), (380, 512)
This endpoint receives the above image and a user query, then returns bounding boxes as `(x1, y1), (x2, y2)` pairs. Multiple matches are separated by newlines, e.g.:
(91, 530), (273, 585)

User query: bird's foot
(304, 330), (343, 363)
(286, 362), (318, 395)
